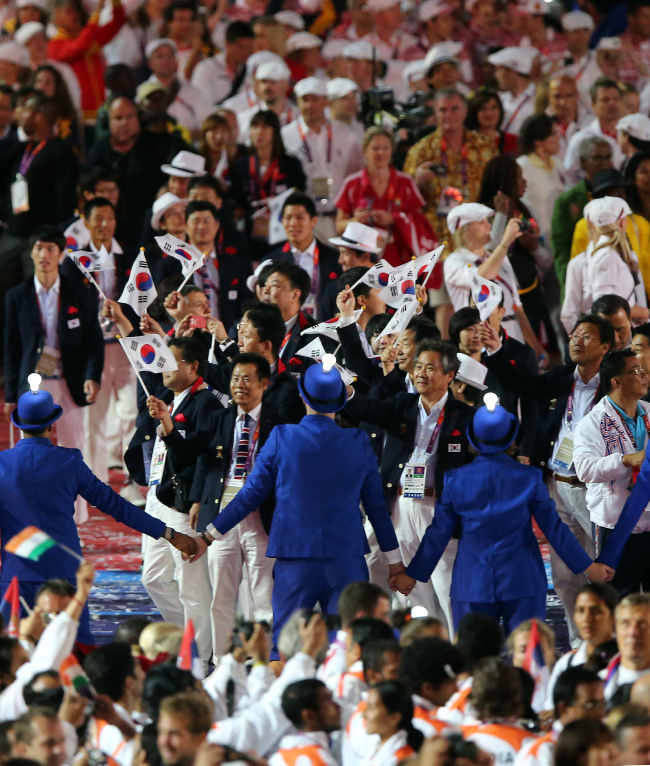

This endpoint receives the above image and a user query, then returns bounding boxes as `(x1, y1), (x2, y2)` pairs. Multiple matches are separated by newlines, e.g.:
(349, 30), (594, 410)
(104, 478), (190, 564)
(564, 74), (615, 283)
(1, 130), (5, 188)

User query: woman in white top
(443, 203), (542, 352)
(584, 196), (650, 324)
(517, 114), (567, 245)
(361, 681), (423, 766)
(544, 582), (618, 710)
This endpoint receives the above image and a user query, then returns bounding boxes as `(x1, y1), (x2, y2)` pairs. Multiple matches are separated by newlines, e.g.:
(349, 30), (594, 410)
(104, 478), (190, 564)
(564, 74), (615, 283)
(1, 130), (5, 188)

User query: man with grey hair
(343, 339), (474, 636)
(551, 136), (613, 295)
(403, 88), (498, 245)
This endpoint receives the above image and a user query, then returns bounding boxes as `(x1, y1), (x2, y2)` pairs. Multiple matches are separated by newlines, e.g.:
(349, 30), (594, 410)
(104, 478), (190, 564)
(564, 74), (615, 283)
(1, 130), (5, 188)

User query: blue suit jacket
(0, 438), (166, 584)
(406, 453), (592, 601)
(212, 415), (399, 558)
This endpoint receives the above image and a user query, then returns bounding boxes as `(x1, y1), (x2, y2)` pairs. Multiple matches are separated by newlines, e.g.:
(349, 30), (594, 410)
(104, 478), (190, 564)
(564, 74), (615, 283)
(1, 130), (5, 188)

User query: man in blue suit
(189, 353), (402, 653)
(393, 393), (614, 634)
(0, 375), (197, 645)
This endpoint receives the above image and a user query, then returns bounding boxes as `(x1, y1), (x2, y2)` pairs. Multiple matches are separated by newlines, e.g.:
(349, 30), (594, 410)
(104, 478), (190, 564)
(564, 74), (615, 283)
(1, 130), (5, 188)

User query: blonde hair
(592, 223), (638, 276)
(139, 622), (184, 659)
(362, 126), (394, 151)
(506, 618), (556, 656)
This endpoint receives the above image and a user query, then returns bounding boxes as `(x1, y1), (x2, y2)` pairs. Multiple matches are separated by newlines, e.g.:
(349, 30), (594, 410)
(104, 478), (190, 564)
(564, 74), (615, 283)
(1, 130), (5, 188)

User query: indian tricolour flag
(5, 527), (57, 561)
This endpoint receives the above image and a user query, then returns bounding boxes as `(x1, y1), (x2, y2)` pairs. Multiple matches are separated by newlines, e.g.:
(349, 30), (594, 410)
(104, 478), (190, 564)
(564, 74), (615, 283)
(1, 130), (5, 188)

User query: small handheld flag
(350, 259), (394, 290)
(154, 234), (204, 285)
(470, 273), (503, 322)
(379, 296), (418, 341)
(70, 245), (114, 274)
(267, 187), (296, 245)
(177, 619), (204, 680)
(1, 577), (20, 637)
(64, 217), (90, 252)
(301, 309), (364, 340)
(522, 620), (550, 713)
(378, 265), (416, 308)
(60, 654), (97, 699)
(121, 334), (179, 373)
(119, 253), (157, 316)
(5, 526), (83, 563)
(297, 337), (327, 360)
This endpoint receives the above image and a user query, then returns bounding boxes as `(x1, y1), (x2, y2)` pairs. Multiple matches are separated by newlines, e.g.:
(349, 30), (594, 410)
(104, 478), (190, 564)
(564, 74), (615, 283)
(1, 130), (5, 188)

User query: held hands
(336, 285), (356, 318)
(189, 534), (209, 563)
(586, 562), (615, 582)
(168, 531), (198, 560)
(387, 561), (407, 592)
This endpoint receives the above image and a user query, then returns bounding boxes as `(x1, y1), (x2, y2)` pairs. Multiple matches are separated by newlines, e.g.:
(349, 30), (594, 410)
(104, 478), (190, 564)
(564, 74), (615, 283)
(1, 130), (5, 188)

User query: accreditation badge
(11, 175), (29, 214)
(312, 177), (332, 201)
(403, 463), (427, 499)
(149, 440), (167, 487)
(34, 345), (61, 378)
(553, 433), (575, 473)
(221, 478), (244, 508)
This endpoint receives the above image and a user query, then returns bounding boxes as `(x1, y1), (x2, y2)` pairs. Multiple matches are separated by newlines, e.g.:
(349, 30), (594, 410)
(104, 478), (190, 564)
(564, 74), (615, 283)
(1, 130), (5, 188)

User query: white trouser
(207, 508), (274, 658)
(547, 475), (594, 647)
(40, 377), (88, 524)
(365, 516), (391, 591)
(84, 343), (137, 483)
(141, 489), (213, 662)
(391, 494), (458, 638)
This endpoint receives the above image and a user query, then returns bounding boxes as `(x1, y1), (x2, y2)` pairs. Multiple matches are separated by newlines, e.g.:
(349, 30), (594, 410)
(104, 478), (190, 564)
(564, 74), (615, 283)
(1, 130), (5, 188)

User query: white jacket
(586, 234), (647, 309)
(573, 396), (650, 529)
(560, 247), (592, 335)
(203, 654), (276, 721)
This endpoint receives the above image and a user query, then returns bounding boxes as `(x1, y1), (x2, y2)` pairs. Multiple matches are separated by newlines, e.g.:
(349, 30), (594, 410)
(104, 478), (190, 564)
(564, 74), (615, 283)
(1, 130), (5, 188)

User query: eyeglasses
(624, 366), (647, 376)
(570, 333), (598, 343)
(578, 699), (606, 711)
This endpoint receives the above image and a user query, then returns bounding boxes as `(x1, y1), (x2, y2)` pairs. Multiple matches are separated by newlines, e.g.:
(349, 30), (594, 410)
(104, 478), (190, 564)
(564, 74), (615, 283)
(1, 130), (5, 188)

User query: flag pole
(178, 253), (206, 291)
(116, 336), (152, 399)
(19, 595), (33, 616)
(68, 250), (107, 300)
(56, 540), (85, 563)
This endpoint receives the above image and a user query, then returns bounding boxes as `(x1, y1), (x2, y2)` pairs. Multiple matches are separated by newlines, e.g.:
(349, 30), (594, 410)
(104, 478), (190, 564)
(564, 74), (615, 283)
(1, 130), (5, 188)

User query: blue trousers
(271, 556), (369, 660)
(452, 592), (546, 636)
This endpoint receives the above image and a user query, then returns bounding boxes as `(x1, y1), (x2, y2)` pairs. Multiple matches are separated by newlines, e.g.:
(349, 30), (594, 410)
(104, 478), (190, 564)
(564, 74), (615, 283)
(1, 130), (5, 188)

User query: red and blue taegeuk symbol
(175, 248), (192, 260)
(477, 285), (490, 303)
(78, 255), (91, 269)
(378, 272), (390, 286)
(136, 272), (153, 291)
(140, 344), (156, 364)
(66, 237), (78, 251)
(400, 279), (415, 295)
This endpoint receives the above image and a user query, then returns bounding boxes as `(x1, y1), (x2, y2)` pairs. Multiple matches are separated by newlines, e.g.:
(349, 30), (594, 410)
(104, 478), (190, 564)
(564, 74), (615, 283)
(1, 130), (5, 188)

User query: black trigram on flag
(127, 283), (135, 293)
(130, 340), (138, 351)
(157, 359), (165, 368)
(138, 260), (147, 268)
(138, 295), (148, 304)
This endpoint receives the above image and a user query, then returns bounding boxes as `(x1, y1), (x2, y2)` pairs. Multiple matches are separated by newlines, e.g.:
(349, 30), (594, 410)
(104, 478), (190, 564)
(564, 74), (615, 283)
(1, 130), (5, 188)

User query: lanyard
(249, 155), (279, 201)
(440, 136), (468, 187)
(19, 140), (47, 177)
(574, 56), (590, 82)
(417, 407), (445, 459)
(298, 121), (333, 166)
(502, 93), (532, 133)
(565, 380), (598, 428)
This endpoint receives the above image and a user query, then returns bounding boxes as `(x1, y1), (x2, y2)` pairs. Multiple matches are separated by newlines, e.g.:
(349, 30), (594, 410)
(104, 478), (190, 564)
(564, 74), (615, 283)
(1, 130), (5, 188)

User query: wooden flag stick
(56, 540), (85, 563)
(116, 336), (152, 399)
(19, 595), (33, 615)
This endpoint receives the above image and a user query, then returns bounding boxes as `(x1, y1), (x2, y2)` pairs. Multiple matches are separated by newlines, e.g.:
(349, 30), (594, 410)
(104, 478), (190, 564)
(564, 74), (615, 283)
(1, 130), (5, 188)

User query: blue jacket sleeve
(531, 474), (592, 574)
(212, 428), (279, 534)
(598, 452), (650, 568)
(359, 436), (398, 553)
(404, 484), (457, 582)
(76, 453), (166, 539)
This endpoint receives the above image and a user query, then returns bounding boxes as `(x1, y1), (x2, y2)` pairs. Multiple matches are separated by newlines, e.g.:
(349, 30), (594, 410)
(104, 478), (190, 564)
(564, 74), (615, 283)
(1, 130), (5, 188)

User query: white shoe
(120, 481), (146, 507)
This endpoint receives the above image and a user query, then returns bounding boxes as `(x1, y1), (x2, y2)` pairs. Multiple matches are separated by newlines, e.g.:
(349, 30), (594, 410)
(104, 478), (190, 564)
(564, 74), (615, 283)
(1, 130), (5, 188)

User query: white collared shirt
(191, 51), (237, 107)
(34, 274), (60, 352)
(291, 237), (318, 284)
(549, 367), (600, 477)
(500, 82), (536, 135)
(228, 402), (262, 479)
(400, 391), (448, 489)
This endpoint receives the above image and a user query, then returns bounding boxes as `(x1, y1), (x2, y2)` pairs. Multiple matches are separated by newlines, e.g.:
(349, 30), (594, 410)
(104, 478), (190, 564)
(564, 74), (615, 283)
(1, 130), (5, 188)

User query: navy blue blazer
(0, 438), (165, 584)
(406, 453), (593, 601)
(4, 275), (104, 407)
(211, 415), (399, 558)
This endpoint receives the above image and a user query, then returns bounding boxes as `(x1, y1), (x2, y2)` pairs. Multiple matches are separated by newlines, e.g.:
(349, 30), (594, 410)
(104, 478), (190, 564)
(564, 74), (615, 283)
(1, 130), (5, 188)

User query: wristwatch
(199, 532), (212, 547)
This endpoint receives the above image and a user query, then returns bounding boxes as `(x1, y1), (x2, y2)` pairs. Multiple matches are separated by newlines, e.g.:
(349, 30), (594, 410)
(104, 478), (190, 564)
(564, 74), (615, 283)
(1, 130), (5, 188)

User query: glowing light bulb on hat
(322, 353), (337, 373)
(27, 373), (42, 394)
(483, 392), (499, 412)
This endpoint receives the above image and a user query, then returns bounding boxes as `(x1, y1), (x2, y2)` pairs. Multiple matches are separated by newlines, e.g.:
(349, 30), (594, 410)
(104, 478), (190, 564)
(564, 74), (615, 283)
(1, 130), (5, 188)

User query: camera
(300, 609), (342, 632)
(446, 733), (479, 760)
(517, 217), (538, 234)
(189, 314), (207, 329)
(231, 619), (271, 648)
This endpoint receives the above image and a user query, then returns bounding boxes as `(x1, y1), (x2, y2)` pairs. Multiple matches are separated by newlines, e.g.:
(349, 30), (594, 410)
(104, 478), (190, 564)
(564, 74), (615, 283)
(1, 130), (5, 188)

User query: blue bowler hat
(12, 373), (63, 432)
(298, 354), (348, 413)
(467, 392), (519, 454)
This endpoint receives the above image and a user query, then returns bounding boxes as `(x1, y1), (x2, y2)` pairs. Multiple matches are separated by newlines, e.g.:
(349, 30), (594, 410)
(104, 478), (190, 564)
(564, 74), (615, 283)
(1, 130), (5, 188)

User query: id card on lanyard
(553, 382), (597, 472)
(403, 408), (445, 499)
(299, 122), (333, 202)
(11, 141), (47, 214)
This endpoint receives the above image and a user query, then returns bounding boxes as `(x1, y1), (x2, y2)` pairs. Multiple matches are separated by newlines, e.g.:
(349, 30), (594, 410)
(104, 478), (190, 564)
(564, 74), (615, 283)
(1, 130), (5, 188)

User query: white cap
(255, 59), (291, 81)
(322, 38), (348, 60)
(274, 10), (305, 29)
(561, 10), (595, 31)
(14, 21), (45, 45)
(584, 196), (631, 228)
(16, 0), (47, 9)
(286, 31), (322, 52)
(617, 113), (650, 142)
(366, 0), (400, 10)
(447, 202), (494, 233)
(597, 36), (622, 51)
(246, 50), (284, 77)
(152, 192), (188, 231)
(343, 40), (377, 61)
(145, 38), (178, 59)
(487, 46), (538, 75)
(327, 77), (359, 99)
(294, 76), (327, 97)
(420, 0), (453, 21)
(329, 222), (382, 253)
(160, 150), (206, 177)
(456, 353), (488, 391)
(403, 59), (428, 85)
(246, 258), (274, 293)
(425, 41), (462, 71)
(0, 41), (30, 67)
(517, 0), (550, 14)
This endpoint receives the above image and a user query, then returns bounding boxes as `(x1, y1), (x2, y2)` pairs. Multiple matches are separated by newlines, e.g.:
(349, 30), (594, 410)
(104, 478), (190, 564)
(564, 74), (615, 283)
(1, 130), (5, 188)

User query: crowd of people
(6, 0), (650, 762)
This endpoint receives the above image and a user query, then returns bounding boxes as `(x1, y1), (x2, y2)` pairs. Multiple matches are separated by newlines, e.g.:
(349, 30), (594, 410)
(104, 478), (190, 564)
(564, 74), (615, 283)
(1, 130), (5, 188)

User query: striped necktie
(234, 413), (251, 479)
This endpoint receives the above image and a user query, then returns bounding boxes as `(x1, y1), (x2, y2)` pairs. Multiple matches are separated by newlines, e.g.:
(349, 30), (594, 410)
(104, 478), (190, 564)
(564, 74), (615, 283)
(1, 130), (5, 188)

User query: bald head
(631, 673), (650, 710)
